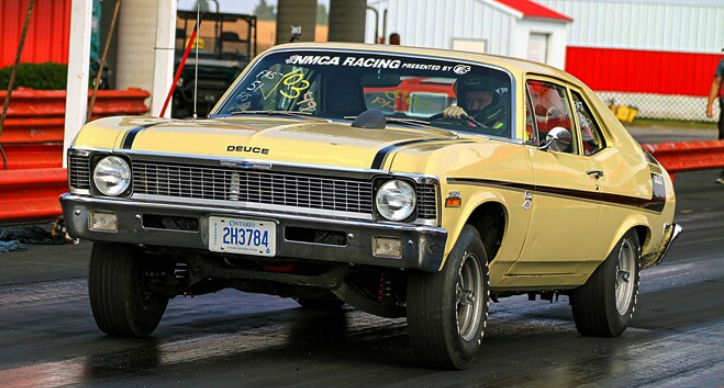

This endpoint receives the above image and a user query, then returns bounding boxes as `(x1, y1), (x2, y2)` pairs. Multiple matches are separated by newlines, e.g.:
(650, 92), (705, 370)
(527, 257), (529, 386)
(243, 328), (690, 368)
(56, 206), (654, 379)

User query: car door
(567, 86), (655, 261)
(516, 79), (602, 265)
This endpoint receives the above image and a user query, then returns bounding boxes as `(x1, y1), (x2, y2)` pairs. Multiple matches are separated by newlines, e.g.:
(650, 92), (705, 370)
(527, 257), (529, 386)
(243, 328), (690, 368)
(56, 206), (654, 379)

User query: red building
(0, 0), (72, 68)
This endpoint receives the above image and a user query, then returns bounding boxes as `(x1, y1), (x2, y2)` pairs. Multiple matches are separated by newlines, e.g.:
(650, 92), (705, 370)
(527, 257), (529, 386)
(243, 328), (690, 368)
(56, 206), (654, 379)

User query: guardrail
(0, 88), (150, 225)
(642, 140), (724, 178)
(0, 88), (150, 145)
(0, 168), (67, 225)
(0, 145), (62, 170)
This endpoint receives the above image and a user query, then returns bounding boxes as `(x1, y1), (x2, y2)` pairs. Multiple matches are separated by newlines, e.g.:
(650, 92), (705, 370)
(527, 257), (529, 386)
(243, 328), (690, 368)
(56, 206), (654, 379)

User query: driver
(442, 76), (506, 130)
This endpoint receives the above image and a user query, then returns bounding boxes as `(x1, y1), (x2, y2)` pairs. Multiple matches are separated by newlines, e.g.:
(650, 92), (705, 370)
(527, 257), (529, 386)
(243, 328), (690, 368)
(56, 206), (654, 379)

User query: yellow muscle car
(60, 43), (681, 370)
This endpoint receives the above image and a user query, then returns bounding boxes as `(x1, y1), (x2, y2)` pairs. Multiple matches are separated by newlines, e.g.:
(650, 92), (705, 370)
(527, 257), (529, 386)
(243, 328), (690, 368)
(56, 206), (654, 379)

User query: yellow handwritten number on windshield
(259, 68), (310, 100)
(280, 69), (310, 99)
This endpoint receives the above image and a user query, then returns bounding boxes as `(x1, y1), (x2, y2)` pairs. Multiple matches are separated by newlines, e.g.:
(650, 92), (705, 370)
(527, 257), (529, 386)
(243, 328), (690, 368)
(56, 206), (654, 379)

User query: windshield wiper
(344, 115), (458, 138)
(385, 117), (435, 127)
(230, 110), (312, 117)
(343, 115), (427, 127)
(229, 110), (331, 123)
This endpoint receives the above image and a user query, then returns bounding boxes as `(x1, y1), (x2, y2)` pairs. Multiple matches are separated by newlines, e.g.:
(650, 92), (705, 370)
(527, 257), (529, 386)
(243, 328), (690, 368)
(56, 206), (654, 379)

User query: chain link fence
(596, 92), (719, 123)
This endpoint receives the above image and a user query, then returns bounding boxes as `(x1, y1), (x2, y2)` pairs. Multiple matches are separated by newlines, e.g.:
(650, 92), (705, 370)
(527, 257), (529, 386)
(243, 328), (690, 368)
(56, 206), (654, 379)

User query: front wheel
(407, 225), (489, 370)
(571, 230), (641, 337)
(88, 242), (170, 337)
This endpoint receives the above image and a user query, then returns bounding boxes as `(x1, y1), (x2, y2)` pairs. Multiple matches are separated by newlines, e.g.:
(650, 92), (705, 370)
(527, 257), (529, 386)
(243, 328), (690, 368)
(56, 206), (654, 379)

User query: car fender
(440, 187), (527, 271)
(600, 212), (650, 269)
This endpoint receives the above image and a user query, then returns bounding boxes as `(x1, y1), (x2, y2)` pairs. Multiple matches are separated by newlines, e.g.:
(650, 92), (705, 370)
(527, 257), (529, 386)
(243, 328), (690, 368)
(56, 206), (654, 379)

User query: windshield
(216, 51), (513, 138)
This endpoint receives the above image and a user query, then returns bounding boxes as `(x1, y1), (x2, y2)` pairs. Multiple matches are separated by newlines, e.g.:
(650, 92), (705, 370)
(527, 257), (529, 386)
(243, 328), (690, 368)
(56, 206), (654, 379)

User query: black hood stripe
(121, 123), (161, 149)
(371, 138), (468, 169)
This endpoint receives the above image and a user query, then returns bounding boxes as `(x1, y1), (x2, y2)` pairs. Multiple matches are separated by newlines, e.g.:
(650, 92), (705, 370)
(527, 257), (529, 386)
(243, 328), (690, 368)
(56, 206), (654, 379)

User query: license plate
(209, 216), (276, 257)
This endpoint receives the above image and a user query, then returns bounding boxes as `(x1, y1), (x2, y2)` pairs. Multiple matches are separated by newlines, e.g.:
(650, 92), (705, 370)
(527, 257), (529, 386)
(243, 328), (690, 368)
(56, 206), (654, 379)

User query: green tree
(254, 0), (276, 20)
(0, 63), (68, 91)
(316, 4), (328, 25)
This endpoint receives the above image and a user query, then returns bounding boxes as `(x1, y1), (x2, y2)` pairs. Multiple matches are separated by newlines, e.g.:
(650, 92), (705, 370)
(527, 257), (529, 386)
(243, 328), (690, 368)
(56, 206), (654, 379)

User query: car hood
(74, 115), (463, 170)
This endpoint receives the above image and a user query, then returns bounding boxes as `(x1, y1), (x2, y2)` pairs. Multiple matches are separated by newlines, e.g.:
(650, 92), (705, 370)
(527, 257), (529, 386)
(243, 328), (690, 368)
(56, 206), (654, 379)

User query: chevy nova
(61, 43), (681, 370)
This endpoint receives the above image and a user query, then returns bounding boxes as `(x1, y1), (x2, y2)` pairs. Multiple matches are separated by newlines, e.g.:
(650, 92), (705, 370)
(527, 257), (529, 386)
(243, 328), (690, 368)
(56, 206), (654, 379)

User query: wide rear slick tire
(407, 225), (490, 370)
(88, 242), (169, 338)
(571, 230), (641, 337)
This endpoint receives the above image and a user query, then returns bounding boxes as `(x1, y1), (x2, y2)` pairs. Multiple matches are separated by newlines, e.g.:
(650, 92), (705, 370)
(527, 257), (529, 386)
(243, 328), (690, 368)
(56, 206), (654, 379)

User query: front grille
(69, 154), (91, 190)
(416, 184), (437, 219)
(132, 161), (374, 214)
(68, 154), (438, 220)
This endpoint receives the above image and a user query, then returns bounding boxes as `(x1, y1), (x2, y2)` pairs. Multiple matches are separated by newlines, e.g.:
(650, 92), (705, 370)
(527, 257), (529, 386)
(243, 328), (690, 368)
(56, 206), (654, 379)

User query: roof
(552, 0), (722, 6)
(490, 0), (573, 22)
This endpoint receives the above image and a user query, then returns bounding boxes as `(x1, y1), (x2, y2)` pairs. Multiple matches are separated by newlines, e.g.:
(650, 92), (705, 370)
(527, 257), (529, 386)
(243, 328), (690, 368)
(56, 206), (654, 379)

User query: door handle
(587, 170), (604, 179)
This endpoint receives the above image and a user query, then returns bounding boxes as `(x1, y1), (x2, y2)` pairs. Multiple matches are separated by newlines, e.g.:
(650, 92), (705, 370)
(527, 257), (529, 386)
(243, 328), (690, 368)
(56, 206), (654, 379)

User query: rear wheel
(571, 230), (641, 337)
(407, 225), (489, 370)
(88, 242), (169, 337)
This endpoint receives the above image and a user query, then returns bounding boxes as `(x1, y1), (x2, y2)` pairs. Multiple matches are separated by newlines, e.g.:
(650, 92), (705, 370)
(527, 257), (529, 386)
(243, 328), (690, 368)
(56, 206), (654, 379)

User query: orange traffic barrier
(0, 144), (63, 170)
(0, 168), (67, 225)
(0, 88), (150, 145)
(642, 140), (724, 177)
(0, 88), (150, 225)
(0, 88), (150, 118)
(0, 117), (65, 144)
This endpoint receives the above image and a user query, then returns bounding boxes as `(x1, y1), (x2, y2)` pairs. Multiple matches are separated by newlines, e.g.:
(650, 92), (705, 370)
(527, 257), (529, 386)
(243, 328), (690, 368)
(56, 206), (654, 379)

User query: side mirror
(538, 126), (572, 152)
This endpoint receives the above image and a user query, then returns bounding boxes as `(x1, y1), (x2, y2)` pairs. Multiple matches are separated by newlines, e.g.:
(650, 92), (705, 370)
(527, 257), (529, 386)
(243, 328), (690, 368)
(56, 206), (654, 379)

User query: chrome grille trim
(133, 194), (374, 221)
(66, 149), (439, 222)
(132, 161), (374, 214)
(416, 184), (437, 219)
(69, 154), (91, 190)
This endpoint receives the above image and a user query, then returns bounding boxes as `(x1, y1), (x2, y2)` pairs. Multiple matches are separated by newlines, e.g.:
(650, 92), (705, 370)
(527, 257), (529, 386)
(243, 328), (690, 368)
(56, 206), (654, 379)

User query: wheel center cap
(460, 290), (476, 305)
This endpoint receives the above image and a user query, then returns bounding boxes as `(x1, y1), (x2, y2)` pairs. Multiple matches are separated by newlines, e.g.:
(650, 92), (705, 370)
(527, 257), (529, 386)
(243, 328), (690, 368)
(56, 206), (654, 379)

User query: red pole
(159, 20), (201, 117)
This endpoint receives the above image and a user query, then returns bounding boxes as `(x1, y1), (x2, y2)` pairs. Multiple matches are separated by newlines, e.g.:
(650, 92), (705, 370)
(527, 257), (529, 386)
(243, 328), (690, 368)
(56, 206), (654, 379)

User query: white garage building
(365, 0), (573, 69)
(537, 0), (724, 121)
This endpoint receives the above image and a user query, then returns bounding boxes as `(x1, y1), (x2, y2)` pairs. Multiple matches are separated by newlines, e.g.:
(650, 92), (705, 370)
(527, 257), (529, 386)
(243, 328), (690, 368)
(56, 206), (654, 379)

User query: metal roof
(548, 0), (724, 7)
(492, 0), (573, 21)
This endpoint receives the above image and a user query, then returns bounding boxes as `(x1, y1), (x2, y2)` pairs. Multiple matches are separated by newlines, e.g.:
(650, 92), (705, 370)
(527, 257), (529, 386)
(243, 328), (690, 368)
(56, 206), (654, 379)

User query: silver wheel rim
(615, 239), (636, 315)
(456, 252), (483, 341)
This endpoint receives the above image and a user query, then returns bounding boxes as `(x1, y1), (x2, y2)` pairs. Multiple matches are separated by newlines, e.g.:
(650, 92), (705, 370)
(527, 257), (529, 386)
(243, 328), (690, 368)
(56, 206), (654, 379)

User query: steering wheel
(429, 113), (487, 128)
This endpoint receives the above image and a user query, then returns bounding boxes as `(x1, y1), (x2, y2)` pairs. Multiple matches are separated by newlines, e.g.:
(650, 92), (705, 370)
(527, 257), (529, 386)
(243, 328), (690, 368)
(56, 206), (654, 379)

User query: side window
(526, 80), (575, 153)
(524, 90), (538, 146)
(571, 91), (605, 156)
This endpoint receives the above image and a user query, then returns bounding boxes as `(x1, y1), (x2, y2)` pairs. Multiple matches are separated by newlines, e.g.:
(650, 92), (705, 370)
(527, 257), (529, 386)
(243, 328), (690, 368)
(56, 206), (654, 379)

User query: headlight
(93, 156), (131, 196)
(376, 180), (416, 221)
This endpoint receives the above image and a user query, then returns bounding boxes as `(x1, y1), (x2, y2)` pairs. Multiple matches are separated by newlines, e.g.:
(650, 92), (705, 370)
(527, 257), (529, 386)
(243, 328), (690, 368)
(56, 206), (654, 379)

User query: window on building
(527, 33), (549, 64)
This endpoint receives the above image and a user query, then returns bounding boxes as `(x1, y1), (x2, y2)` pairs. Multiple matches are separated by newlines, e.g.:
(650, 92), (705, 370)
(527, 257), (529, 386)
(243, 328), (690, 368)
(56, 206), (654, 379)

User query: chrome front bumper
(60, 194), (448, 272)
